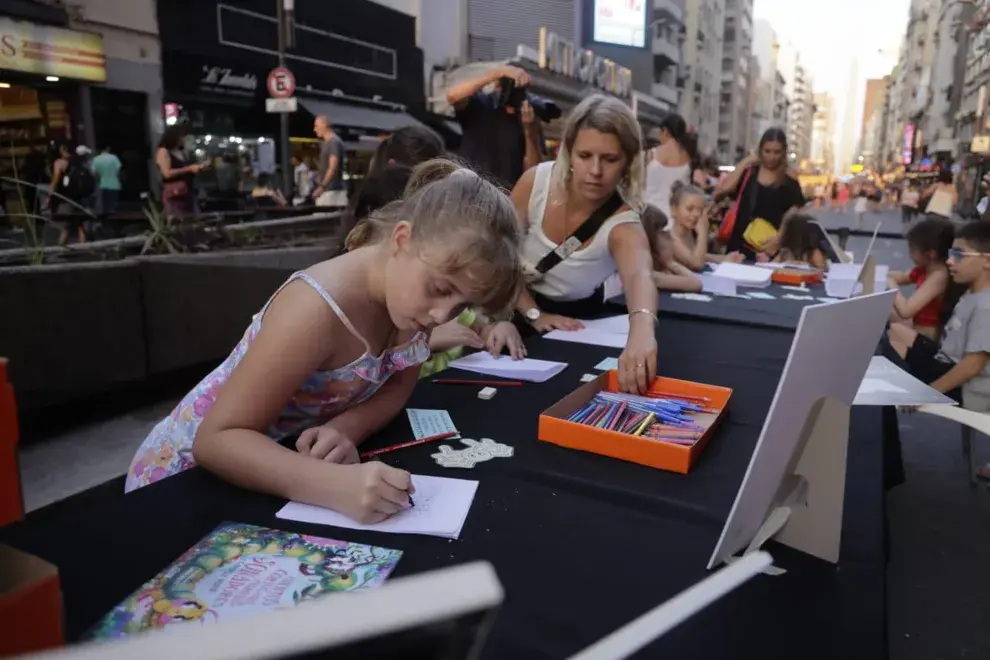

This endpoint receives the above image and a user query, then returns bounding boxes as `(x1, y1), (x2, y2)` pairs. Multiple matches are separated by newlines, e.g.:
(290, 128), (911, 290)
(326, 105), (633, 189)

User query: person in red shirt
(887, 217), (954, 341)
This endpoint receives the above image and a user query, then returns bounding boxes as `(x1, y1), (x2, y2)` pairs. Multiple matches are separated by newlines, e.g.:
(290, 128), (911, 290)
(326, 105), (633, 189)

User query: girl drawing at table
(343, 128), (526, 375)
(757, 213), (826, 269)
(646, 208), (704, 293)
(666, 181), (744, 272)
(886, 217), (954, 341)
(126, 159), (522, 524)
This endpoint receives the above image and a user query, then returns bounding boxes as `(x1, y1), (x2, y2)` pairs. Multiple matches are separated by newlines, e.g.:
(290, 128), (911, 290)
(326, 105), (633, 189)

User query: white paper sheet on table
(406, 409), (459, 440)
(544, 328), (626, 348)
(698, 274), (738, 296)
(746, 292), (776, 300)
(711, 263), (772, 288)
(448, 352), (567, 383)
(858, 378), (908, 395)
(276, 475), (479, 539)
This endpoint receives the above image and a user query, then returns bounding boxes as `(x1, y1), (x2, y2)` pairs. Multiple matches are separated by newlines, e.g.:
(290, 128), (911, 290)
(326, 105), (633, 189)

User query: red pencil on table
(431, 379), (524, 387)
(360, 431), (459, 460)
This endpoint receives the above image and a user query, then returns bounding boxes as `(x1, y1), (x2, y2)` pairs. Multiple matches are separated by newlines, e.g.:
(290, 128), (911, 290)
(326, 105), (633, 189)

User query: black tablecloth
(616, 283), (829, 331)
(0, 317), (886, 659)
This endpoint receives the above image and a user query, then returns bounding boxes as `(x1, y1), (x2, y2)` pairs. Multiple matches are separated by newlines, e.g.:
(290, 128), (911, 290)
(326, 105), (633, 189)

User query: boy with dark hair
(886, 222), (990, 407)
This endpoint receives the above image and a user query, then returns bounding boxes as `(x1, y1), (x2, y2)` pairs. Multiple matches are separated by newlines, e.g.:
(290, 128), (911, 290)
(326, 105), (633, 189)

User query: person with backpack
(46, 143), (95, 245)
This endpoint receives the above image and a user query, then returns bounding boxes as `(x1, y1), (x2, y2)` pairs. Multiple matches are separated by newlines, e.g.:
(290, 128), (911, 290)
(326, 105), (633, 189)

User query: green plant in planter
(141, 203), (183, 255)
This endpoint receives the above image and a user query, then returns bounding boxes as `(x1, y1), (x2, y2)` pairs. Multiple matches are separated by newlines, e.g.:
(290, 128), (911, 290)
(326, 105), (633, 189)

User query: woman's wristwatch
(525, 308), (541, 323)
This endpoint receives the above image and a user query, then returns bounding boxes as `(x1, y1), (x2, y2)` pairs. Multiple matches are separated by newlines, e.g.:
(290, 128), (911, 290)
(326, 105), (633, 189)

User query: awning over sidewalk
(299, 98), (424, 132)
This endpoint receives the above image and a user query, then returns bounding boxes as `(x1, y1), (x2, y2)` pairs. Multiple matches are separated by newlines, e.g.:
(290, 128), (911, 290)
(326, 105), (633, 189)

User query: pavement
(14, 208), (990, 659)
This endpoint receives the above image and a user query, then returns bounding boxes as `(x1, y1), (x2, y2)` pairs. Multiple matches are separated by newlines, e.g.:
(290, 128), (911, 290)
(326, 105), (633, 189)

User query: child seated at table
(757, 213), (826, 269)
(884, 222), (990, 407)
(125, 159), (522, 525)
(342, 129), (525, 374)
(886, 217), (954, 341)
(645, 206), (704, 293)
(667, 181), (744, 272)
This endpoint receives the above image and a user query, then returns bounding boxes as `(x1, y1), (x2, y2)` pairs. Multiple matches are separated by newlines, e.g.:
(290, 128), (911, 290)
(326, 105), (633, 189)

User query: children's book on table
(88, 522), (402, 640)
(538, 371), (732, 474)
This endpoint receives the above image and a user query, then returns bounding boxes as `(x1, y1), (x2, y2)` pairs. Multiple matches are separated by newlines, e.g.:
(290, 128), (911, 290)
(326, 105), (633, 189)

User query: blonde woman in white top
(507, 94), (658, 393)
(644, 113), (697, 223)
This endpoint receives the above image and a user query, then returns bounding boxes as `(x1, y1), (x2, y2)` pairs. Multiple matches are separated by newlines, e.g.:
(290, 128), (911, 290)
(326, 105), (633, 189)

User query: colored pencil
(432, 379), (524, 387)
(360, 431), (459, 459)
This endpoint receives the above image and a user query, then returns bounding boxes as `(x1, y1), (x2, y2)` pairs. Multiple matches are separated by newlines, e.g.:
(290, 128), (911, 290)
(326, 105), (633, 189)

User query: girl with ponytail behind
(127, 158), (522, 525)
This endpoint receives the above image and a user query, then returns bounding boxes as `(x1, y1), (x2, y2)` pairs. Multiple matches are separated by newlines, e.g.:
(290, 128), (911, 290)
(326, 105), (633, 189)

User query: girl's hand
(335, 462), (415, 524)
(726, 251), (744, 263)
(532, 313), (584, 333)
(296, 424), (359, 464)
(756, 252), (770, 263)
(482, 321), (527, 360)
(428, 319), (484, 353)
(618, 325), (658, 394)
(761, 232), (781, 255)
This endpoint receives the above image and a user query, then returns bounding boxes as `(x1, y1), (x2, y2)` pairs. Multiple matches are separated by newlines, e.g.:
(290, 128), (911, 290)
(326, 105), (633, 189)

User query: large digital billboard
(593, 0), (647, 48)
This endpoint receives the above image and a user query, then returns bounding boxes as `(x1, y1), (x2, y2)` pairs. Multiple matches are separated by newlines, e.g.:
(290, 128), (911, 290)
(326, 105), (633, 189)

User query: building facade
(678, 0), (723, 156)
(810, 92), (834, 176)
(717, 0), (753, 163)
(750, 19), (787, 147)
(651, 0), (686, 112)
(788, 63), (813, 166)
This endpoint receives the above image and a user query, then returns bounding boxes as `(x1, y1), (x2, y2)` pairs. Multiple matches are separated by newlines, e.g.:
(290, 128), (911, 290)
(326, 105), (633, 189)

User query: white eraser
(478, 387), (497, 400)
(580, 373), (597, 383)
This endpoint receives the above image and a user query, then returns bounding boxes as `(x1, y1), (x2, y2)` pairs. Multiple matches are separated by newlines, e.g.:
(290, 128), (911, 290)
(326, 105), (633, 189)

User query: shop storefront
(158, 0), (426, 200)
(0, 15), (107, 214)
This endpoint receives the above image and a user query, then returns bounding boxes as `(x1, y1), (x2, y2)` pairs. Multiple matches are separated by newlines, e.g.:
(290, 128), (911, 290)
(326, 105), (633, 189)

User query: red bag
(717, 166), (754, 244)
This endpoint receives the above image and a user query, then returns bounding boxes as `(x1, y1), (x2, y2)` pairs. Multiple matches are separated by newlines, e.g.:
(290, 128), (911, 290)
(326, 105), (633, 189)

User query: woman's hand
(481, 321), (527, 360)
(726, 251), (745, 263)
(428, 319), (484, 353)
(296, 423), (360, 464)
(761, 232), (781, 255)
(618, 323), (658, 394)
(532, 314), (585, 333)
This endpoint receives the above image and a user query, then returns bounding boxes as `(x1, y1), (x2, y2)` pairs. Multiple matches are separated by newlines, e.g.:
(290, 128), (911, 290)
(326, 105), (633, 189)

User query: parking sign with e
(267, 67), (295, 98)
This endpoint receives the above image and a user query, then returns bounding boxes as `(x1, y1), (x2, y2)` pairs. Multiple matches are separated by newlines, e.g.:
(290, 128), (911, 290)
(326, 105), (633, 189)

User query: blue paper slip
(406, 409), (460, 440)
(595, 357), (619, 371)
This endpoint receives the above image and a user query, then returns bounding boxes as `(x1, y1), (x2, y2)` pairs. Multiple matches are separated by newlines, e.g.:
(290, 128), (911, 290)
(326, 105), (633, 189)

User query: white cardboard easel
(708, 290), (898, 573)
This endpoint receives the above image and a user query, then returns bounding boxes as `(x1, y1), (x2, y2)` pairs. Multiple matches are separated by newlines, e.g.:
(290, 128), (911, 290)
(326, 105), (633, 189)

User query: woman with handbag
(507, 94), (659, 394)
(156, 126), (207, 217)
(714, 127), (806, 260)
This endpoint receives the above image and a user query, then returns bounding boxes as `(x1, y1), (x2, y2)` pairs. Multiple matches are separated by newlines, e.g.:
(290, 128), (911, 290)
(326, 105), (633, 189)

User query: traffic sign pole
(276, 0), (291, 199)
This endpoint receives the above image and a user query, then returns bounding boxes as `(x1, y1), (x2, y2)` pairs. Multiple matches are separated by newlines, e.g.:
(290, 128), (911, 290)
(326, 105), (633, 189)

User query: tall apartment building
(717, 0), (753, 163)
(751, 19), (788, 142)
(652, 0), (687, 112)
(678, 0), (724, 156)
(859, 78), (888, 151)
(888, 0), (941, 167)
(788, 64), (813, 165)
(811, 92), (834, 175)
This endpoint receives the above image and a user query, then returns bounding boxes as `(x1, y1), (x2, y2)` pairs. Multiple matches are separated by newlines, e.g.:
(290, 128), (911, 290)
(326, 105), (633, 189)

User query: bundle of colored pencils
(565, 390), (719, 446)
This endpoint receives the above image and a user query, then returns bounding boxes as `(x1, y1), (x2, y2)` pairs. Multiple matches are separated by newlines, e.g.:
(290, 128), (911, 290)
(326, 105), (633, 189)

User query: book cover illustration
(89, 521), (403, 639)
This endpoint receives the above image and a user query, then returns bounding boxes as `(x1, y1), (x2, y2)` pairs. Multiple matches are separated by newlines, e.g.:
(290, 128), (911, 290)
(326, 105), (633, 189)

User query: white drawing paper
(817, 297), (841, 303)
(406, 409), (459, 440)
(671, 293), (713, 302)
(746, 292), (776, 300)
(858, 378), (907, 395)
(782, 294), (815, 301)
(448, 352), (567, 383)
(276, 475), (479, 540)
(544, 328), (626, 348)
(698, 274), (738, 296)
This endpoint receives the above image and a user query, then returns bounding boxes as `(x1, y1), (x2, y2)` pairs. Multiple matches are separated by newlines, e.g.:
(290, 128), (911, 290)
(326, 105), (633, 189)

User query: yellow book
(743, 217), (777, 250)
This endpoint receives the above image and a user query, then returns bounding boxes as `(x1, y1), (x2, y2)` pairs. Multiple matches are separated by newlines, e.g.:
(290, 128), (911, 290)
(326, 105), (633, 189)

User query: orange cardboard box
(0, 544), (64, 656)
(539, 371), (732, 474)
(771, 268), (823, 286)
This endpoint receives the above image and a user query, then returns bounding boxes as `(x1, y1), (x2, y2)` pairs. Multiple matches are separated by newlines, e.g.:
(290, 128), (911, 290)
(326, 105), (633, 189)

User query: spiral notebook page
(276, 475), (479, 539)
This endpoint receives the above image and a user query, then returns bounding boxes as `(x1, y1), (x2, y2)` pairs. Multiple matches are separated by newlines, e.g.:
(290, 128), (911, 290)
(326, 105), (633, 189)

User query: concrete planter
(1, 246), (335, 412)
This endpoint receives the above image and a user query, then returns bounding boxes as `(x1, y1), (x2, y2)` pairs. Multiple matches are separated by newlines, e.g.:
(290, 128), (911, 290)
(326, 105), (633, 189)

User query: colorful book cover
(89, 521), (403, 639)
